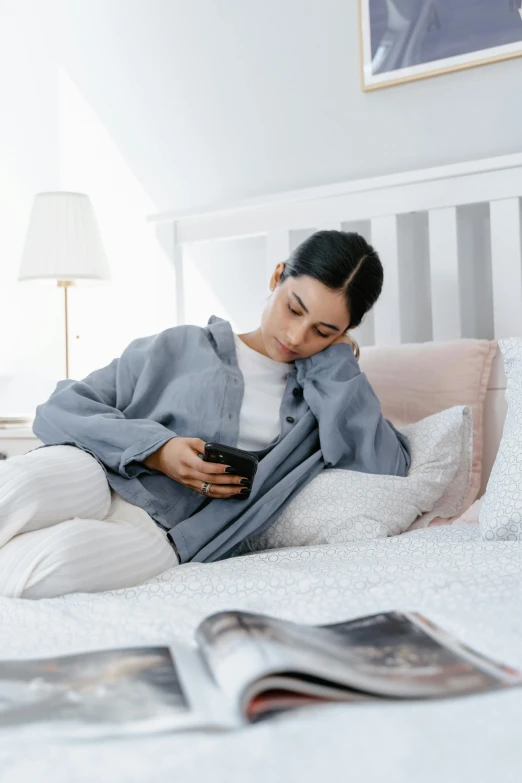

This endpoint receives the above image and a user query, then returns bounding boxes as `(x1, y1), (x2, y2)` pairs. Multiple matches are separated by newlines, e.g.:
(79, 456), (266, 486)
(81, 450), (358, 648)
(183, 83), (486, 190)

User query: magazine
(0, 610), (520, 739)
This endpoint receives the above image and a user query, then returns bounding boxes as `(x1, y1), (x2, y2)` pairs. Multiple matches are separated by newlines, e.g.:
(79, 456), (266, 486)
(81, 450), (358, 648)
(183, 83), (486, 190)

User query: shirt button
(292, 388), (301, 397)
(286, 416), (295, 424)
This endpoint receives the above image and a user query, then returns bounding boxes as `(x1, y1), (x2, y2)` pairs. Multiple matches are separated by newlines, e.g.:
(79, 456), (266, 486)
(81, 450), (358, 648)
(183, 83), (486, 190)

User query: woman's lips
(277, 339), (297, 356)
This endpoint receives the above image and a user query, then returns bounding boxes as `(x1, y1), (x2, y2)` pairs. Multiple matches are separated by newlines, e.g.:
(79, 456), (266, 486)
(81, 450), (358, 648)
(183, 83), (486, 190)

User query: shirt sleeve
(32, 336), (178, 479)
(295, 343), (411, 477)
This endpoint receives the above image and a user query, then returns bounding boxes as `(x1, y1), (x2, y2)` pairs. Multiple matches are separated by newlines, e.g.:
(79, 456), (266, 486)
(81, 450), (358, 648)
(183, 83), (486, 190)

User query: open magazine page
(0, 642), (238, 741)
(196, 610), (522, 721)
(244, 678), (378, 723)
(195, 612), (289, 715)
(195, 611), (371, 719)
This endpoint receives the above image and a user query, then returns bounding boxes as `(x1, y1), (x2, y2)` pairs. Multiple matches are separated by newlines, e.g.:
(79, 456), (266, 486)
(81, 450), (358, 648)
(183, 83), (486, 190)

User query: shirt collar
(205, 315), (237, 367)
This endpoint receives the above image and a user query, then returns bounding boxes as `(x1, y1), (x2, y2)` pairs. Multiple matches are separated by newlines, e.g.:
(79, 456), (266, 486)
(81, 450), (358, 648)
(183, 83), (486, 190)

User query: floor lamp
(18, 192), (111, 379)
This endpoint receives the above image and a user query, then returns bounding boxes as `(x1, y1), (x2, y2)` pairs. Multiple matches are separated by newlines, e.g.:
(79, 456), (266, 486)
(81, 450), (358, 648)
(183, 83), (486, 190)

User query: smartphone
(203, 442), (259, 484)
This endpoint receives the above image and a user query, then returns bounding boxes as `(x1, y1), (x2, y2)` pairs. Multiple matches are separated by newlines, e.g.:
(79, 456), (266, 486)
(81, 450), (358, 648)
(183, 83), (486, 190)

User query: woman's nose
(285, 332), (303, 350)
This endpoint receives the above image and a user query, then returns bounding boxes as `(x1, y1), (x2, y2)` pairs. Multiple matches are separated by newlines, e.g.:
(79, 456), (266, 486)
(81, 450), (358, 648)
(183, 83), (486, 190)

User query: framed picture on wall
(359, 0), (522, 91)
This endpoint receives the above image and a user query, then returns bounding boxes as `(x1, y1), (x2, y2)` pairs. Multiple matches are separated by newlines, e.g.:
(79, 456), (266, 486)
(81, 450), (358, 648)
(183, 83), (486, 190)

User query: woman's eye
(287, 304), (328, 338)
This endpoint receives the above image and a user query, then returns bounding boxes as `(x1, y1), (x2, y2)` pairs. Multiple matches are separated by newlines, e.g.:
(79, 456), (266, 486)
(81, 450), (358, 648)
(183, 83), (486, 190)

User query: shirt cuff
(295, 343), (359, 384)
(119, 433), (177, 479)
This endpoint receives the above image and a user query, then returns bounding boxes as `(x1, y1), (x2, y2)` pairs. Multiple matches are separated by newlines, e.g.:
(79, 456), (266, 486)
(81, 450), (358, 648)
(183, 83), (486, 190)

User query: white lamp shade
(18, 192), (111, 283)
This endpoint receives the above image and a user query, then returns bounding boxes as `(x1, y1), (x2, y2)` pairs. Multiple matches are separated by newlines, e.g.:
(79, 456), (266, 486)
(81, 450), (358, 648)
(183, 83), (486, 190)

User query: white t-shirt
(233, 334), (294, 452)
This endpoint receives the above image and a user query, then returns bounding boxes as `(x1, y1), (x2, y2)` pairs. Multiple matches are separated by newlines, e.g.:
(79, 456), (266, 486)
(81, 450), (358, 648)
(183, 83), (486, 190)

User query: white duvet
(1, 523), (522, 783)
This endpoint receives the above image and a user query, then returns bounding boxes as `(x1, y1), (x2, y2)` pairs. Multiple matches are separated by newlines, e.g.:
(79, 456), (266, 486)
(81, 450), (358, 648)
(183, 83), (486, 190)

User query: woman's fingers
(183, 439), (251, 496)
(185, 455), (249, 484)
(186, 480), (249, 498)
(187, 438), (248, 477)
(197, 468), (237, 483)
(186, 437), (208, 457)
(192, 470), (249, 486)
(331, 332), (359, 358)
(188, 456), (236, 475)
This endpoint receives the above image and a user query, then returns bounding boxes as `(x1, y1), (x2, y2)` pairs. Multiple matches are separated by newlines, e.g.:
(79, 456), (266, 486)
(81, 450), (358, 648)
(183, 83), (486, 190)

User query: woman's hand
(330, 332), (360, 359)
(144, 437), (251, 498)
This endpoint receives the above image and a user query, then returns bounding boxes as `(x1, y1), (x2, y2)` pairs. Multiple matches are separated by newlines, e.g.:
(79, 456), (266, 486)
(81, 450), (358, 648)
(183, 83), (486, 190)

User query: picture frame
(359, 0), (522, 91)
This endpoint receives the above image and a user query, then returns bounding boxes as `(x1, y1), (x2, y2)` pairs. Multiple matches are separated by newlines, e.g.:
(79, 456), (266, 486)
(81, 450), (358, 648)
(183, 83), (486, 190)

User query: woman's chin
(273, 339), (299, 362)
(269, 349), (288, 363)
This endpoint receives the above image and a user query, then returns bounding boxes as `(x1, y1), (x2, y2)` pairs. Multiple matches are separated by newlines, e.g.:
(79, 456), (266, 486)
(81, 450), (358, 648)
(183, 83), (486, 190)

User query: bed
(2, 152), (522, 781)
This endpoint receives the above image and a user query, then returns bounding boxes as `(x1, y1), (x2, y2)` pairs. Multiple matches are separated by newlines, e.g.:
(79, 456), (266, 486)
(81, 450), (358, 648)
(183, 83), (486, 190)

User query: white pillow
(480, 338), (522, 541)
(236, 405), (472, 553)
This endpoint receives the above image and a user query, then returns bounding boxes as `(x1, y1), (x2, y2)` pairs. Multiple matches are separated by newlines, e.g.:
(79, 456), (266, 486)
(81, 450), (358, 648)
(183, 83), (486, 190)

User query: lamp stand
(57, 280), (75, 379)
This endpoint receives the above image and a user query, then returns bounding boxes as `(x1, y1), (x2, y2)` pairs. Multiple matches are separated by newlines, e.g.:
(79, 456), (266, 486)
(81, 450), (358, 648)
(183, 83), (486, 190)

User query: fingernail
(225, 467), (237, 474)
(239, 479), (251, 487)
(239, 488), (250, 495)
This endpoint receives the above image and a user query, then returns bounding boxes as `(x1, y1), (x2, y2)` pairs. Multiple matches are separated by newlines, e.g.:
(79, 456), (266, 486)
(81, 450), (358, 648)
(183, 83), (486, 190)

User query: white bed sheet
(1, 523), (522, 782)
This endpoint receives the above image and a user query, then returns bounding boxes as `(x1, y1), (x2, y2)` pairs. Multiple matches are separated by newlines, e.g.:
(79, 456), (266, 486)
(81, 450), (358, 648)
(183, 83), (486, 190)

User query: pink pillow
(359, 339), (497, 522)
(427, 497), (483, 528)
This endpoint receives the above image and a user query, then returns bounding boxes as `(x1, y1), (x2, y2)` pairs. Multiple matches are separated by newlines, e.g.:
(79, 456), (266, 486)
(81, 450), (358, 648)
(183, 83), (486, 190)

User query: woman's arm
(295, 343), (411, 477)
(32, 334), (177, 479)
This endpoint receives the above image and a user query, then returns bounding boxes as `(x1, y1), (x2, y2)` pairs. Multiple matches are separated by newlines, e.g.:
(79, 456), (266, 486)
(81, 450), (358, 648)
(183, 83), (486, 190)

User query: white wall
(0, 0), (175, 391)
(1, 0), (521, 398)
(0, 3), (61, 382)
(44, 0), (522, 213)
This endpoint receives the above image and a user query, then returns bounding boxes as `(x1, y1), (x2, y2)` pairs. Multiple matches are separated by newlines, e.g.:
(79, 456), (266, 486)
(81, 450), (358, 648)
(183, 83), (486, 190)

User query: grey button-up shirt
(32, 315), (410, 563)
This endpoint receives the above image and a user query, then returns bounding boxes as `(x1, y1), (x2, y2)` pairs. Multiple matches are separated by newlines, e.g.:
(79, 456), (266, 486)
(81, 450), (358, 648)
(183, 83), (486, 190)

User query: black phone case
(203, 442), (258, 482)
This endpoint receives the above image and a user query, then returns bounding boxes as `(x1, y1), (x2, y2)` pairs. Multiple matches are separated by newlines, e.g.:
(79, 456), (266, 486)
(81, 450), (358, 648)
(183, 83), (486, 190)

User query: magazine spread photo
(0, 610), (520, 739)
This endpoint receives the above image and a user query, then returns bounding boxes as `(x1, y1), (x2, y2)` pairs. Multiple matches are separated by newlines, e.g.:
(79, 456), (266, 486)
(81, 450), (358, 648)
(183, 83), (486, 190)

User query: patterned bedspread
(1, 524), (522, 782)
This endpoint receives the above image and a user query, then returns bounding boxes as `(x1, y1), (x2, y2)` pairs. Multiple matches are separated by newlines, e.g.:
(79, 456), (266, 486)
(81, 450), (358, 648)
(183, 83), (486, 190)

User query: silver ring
(201, 481), (212, 496)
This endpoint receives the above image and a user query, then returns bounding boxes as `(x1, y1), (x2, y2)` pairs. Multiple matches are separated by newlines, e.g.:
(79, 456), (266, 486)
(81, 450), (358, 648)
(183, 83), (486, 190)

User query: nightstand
(0, 428), (43, 460)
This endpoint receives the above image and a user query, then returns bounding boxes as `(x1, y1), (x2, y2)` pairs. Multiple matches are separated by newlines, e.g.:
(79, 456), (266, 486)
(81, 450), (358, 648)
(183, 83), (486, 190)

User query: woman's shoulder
(122, 316), (229, 363)
(152, 323), (209, 351)
(156, 315), (230, 350)
(121, 323), (207, 358)
(159, 322), (205, 339)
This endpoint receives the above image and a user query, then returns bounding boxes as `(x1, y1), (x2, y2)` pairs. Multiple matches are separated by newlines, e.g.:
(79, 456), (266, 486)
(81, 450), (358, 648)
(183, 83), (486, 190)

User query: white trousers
(0, 446), (179, 600)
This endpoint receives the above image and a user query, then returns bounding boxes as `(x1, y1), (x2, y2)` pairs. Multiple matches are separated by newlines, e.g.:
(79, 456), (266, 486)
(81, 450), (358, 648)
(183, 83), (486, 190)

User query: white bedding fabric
(1, 523), (522, 782)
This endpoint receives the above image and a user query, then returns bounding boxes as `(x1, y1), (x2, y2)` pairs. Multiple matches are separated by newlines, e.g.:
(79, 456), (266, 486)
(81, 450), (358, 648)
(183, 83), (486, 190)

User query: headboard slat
(490, 198), (522, 338)
(371, 215), (401, 345)
(428, 206), (461, 341)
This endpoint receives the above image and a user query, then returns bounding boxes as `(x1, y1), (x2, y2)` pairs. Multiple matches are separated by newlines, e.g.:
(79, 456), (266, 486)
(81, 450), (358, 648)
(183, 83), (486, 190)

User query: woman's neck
(236, 329), (269, 358)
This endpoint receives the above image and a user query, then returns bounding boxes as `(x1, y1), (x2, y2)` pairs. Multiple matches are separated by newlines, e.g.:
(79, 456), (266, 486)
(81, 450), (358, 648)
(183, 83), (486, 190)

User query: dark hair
(278, 230), (383, 330)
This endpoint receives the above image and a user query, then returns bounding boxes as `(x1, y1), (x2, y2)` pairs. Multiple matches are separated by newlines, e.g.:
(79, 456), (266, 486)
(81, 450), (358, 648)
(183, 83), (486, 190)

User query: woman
(0, 231), (410, 599)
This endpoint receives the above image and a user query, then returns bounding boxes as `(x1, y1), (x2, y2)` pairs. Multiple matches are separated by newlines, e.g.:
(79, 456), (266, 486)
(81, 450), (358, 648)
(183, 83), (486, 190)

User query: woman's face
(261, 264), (351, 362)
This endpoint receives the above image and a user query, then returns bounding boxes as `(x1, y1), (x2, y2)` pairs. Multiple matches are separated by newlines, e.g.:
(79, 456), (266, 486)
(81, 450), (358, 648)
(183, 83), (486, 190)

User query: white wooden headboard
(148, 152), (522, 494)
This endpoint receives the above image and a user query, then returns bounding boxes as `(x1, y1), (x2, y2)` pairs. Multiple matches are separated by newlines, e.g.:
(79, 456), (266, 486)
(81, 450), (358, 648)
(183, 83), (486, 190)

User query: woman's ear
(270, 262), (286, 291)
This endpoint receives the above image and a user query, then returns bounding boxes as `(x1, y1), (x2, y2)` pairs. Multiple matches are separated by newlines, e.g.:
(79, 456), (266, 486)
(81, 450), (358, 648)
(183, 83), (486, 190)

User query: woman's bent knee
(1, 516), (179, 599)
(0, 445), (112, 532)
